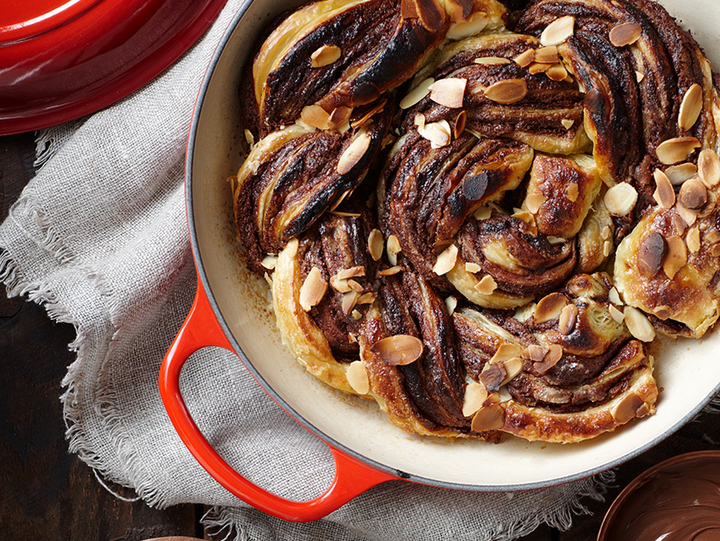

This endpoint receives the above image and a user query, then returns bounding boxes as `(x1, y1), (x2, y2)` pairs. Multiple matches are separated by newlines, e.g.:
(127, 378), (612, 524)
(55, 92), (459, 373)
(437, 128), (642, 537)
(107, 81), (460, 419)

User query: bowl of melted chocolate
(598, 451), (720, 541)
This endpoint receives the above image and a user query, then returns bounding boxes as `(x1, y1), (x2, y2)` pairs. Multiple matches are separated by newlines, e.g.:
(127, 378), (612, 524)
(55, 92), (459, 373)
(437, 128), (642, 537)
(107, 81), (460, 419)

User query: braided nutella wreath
(232, 0), (720, 443)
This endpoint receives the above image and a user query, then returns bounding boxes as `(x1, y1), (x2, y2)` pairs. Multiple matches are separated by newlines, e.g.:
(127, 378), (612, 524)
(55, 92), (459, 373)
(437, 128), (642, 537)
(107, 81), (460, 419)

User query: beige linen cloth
(0, 1), (639, 539)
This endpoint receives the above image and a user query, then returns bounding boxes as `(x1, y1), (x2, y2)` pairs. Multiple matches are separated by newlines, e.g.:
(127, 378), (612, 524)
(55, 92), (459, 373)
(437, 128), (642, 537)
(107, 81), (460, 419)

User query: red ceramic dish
(0, 0), (228, 135)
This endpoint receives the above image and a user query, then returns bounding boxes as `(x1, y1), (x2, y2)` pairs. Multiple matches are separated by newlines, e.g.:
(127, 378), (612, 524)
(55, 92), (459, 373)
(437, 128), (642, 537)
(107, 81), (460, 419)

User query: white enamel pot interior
(162, 0), (720, 523)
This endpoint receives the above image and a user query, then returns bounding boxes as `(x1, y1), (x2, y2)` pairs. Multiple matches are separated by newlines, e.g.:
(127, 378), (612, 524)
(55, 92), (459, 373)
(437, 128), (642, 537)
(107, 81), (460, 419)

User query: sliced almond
(299, 267), (327, 311)
(678, 83), (703, 131)
(357, 292), (376, 304)
(454, 111), (466, 138)
(433, 244), (458, 275)
(445, 295), (458, 315)
(475, 275), (497, 295)
(347, 361), (369, 394)
(523, 345), (549, 362)
(525, 192), (547, 214)
(546, 63), (568, 82)
(428, 78), (467, 108)
(244, 129), (255, 146)
(471, 403), (505, 432)
(378, 266), (402, 276)
(418, 120), (452, 148)
(707, 231), (720, 244)
(368, 229), (384, 261)
(609, 304), (625, 324)
(652, 169), (676, 209)
(636, 71), (645, 83)
(370, 335), (424, 365)
(462, 381), (489, 417)
(474, 206), (492, 220)
(624, 306), (656, 342)
(533, 344), (562, 374)
(561, 119), (575, 129)
(603, 239), (613, 258)
(547, 235), (566, 245)
(311, 45), (341, 68)
(540, 16), (575, 46)
(301, 105), (331, 130)
(665, 163), (698, 185)
(712, 244), (720, 257)
(609, 286), (622, 305)
(612, 392), (644, 424)
(465, 262), (482, 273)
(663, 235), (687, 279)
(686, 226), (701, 253)
(341, 290), (360, 315)
(653, 305), (673, 320)
(698, 148), (720, 188)
(484, 79), (528, 105)
(678, 177), (707, 209)
(637, 232), (666, 277)
(414, 113), (426, 129)
(534, 46), (559, 64)
(534, 292), (567, 324)
(489, 343), (525, 365)
(337, 132), (371, 175)
(558, 303), (578, 335)
(501, 357), (524, 384)
(475, 56), (511, 65)
(604, 183), (638, 216)
(336, 266), (365, 281)
(601, 225), (613, 241)
(609, 22), (642, 47)
(528, 62), (552, 74)
(675, 202), (698, 227)
(386, 235), (401, 266)
(400, 78), (434, 109)
(261, 255), (278, 270)
(656, 137), (701, 165)
(330, 275), (352, 293)
(673, 214), (687, 235)
(411, 0), (446, 32)
(513, 49), (536, 68)
(347, 279), (364, 293)
(566, 182), (579, 202)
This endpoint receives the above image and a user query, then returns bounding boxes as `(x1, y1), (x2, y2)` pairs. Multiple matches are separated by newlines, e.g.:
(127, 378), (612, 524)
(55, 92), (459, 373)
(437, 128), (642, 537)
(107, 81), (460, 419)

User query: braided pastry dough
(232, 0), (720, 443)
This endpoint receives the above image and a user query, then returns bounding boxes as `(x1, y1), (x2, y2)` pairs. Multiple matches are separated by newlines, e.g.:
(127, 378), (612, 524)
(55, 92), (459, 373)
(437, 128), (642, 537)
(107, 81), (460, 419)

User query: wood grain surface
(1, 131), (718, 541)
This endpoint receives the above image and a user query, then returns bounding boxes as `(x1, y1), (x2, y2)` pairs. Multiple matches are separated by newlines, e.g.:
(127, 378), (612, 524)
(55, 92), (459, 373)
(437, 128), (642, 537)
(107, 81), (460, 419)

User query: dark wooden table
(2, 131), (719, 541)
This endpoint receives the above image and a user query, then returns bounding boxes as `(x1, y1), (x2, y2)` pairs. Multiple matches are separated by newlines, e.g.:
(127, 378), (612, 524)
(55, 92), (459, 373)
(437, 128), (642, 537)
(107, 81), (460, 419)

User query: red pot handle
(159, 281), (397, 522)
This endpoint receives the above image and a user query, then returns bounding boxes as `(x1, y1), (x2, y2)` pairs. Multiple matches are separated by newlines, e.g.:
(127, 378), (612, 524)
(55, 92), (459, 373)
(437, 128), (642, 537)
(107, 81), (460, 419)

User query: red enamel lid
(0, 0), (228, 135)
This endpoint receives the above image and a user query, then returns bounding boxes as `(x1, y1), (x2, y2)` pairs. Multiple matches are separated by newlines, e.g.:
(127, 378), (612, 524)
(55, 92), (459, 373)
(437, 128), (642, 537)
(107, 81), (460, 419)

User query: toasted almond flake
(566, 182), (579, 202)
(523, 345), (549, 362)
(678, 83), (703, 131)
(475, 56), (511, 65)
(700, 189), (718, 216)
(707, 231), (720, 244)
(603, 239), (613, 258)
(713, 244), (720, 257)
(351, 309), (363, 320)
(489, 344), (525, 365)
(358, 292), (376, 305)
(541, 16), (575, 46)
(534, 292), (567, 324)
(609, 286), (622, 305)
(609, 22), (642, 47)
(652, 169), (676, 209)
(368, 229), (384, 261)
(475, 275), (497, 295)
(558, 304), (578, 335)
(665, 163), (698, 185)
(525, 192), (547, 214)
(301, 105), (331, 130)
(533, 344), (562, 374)
(663, 235), (687, 279)
(400, 78), (434, 109)
(347, 279), (364, 293)
(636, 71), (645, 82)
(471, 403), (505, 432)
(244, 129), (255, 146)
(604, 182), (638, 216)
(347, 361), (369, 394)
(341, 290), (360, 315)
(311, 44), (341, 68)
(330, 189), (352, 211)
(675, 202), (698, 227)
(546, 63), (568, 81)
(534, 46), (559, 64)
(501, 357), (524, 384)
(698, 148), (720, 187)
(299, 267), (327, 311)
(428, 78), (467, 108)
(653, 305), (673, 320)
(512, 209), (536, 229)
(371, 334), (424, 365)
(514, 49), (536, 68)
(465, 262), (482, 273)
(601, 225), (612, 240)
(612, 393), (644, 424)
(261, 255), (278, 270)
(686, 227), (701, 253)
(462, 381), (489, 417)
(263, 272), (273, 289)
(414, 113), (426, 129)
(378, 265), (402, 276)
(386, 235), (401, 266)
(454, 111), (466, 138)
(447, 11), (489, 39)
(656, 137), (701, 165)
(329, 106), (353, 129)
(348, 332), (357, 344)
(484, 79), (528, 105)
(678, 177), (708, 209)
(561, 119), (575, 129)
(528, 62), (553, 74)
(547, 235), (566, 245)
(337, 132), (371, 175)
(483, 392), (501, 406)
(445, 295), (458, 315)
(433, 244), (458, 275)
(336, 266), (365, 280)
(609, 304), (625, 323)
(673, 214), (687, 235)
(638, 232), (666, 277)
(418, 120), (452, 148)
(474, 206), (492, 220)
(624, 306), (656, 342)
